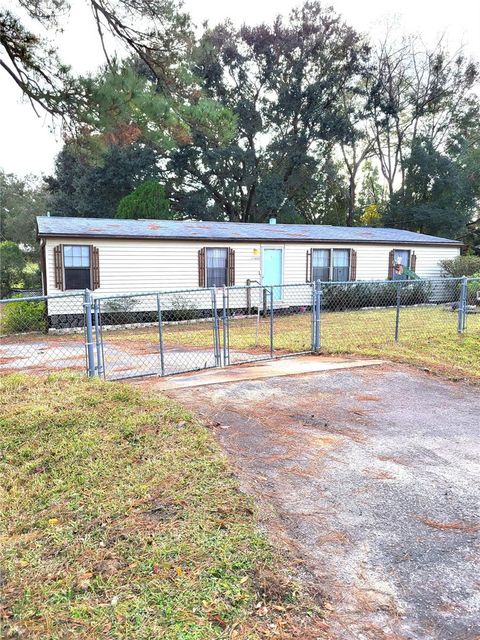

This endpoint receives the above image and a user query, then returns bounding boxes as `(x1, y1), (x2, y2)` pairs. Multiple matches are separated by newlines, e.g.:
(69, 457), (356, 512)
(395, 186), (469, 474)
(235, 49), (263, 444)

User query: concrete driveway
(155, 360), (480, 640)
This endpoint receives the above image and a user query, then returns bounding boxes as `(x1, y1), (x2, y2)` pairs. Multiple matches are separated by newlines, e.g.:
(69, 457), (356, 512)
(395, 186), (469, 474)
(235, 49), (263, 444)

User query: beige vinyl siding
(44, 238), (460, 313)
(45, 239), (262, 295)
(283, 243), (460, 283)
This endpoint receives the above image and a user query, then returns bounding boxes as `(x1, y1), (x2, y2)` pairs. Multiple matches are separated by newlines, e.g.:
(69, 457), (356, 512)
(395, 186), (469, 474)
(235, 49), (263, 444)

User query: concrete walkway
(147, 355), (385, 391)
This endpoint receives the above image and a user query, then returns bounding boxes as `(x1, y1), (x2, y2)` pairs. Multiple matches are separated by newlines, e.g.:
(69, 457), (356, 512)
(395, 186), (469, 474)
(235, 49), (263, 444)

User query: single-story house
(36, 216), (461, 325)
(37, 216), (461, 294)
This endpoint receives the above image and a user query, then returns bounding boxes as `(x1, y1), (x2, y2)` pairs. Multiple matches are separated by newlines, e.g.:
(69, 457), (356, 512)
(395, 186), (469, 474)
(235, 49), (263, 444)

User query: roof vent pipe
(269, 216), (277, 225)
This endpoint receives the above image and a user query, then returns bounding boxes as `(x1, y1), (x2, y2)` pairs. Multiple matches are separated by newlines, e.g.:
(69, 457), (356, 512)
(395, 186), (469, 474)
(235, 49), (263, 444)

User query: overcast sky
(1, 0), (479, 178)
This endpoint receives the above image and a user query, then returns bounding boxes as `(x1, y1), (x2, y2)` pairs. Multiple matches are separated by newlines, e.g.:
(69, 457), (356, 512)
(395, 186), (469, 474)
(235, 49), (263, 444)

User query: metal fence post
(311, 281), (316, 352)
(394, 282), (402, 342)
(314, 280), (322, 352)
(211, 288), (221, 367)
(458, 276), (468, 333)
(93, 299), (104, 377)
(269, 286), (274, 357)
(262, 287), (267, 317)
(156, 293), (165, 376)
(222, 286), (228, 366)
(84, 289), (95, 377)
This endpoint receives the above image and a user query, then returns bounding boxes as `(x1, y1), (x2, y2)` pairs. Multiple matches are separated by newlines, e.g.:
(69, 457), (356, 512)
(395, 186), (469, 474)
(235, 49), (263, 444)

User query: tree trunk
(347, 173), (356, 226)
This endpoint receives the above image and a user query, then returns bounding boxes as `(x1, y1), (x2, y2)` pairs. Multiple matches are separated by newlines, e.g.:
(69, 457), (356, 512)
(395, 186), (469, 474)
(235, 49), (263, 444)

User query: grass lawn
(2, 304), (479, 381)
(99, 305), (480, 381)
(0, 373), (325, 639)
(320, 306), (480, 380)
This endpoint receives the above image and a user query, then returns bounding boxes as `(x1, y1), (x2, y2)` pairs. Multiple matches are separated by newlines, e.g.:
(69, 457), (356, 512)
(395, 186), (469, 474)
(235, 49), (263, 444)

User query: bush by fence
(0, 298), (46, 334)
(320, 280), (432, 311)
(467, 274), (480, 304)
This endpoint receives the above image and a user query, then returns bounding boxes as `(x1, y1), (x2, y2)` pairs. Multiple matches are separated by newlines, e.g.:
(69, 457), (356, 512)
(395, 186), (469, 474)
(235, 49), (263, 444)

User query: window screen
(312, 249), (330, 282)
(64, 245), (91, 290)
(332, 249), (350, 281)
(393, 249), (410, 280)
(206, 248), (228, 287)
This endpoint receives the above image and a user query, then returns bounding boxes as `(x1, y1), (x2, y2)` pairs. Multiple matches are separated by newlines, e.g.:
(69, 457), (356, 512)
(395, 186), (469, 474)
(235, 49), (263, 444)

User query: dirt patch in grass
(0, 373), (328, 639)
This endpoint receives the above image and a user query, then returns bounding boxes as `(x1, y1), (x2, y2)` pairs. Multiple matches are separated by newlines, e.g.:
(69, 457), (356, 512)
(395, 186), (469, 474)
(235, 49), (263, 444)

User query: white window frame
(392, 249), (411, 280)
(63, 245), (92, 290)
(312, 248), (352, 282)
(205, 247), (229, 288)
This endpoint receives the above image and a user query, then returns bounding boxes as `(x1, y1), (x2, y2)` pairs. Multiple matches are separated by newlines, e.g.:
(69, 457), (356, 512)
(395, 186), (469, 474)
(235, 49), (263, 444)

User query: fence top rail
(3, 276), (473, 306)
(313, 277), (466, 286)
(93, 287), (218, 302)
(91, 277), (471, 302)
(0, 291), (85, 305)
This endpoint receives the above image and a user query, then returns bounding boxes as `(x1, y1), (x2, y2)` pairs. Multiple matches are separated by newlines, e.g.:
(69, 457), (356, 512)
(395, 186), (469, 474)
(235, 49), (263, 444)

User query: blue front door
(262, 248), (283, 300)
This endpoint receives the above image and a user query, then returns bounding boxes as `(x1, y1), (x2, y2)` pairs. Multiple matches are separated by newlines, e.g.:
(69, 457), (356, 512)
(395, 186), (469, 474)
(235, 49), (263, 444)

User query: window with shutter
(206, 248), (228, 287)
(332, 249), (350, 281)
(306, 250), (312, 282)
(392, 249), (410, 280)
(63, 245), (92, 290)
(198, 248), (206, 287)
(350, 249), (357, 281)
(227, 248), (235, 286)
(53, 244), (64, 290)
(312, 249), (330, 282)
(311, 248), (354, 282)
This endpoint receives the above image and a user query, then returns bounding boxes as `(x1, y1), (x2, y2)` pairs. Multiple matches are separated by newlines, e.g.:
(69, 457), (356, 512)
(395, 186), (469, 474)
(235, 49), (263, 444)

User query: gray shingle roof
(36, 216), (461, 246)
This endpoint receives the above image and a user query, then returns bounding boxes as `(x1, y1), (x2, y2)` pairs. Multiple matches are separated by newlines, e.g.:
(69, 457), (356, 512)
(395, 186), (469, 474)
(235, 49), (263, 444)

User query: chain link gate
(91, 289), (220, 380)
(88, 283), (316, 379)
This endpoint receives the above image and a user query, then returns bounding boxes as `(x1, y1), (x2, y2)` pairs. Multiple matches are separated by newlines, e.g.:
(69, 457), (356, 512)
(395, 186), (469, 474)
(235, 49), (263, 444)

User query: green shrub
(321, 281), (430, 311)
(103, 297), (138, 313)
(116, 181), (173, 220)
(467, 273), (480, 304)
(22, 263), (42, 289)
(169, 294), (198, 320)
(1, 298), (46, 334)
(440, 255), (480, 277)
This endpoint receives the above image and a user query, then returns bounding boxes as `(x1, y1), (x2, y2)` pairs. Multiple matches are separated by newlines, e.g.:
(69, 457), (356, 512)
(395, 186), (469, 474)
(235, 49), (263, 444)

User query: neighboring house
(36, 216), (461, 324)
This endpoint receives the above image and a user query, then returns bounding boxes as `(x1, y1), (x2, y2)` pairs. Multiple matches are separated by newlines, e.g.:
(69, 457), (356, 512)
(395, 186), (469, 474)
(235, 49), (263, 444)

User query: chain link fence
(94, 289), (219, 380)
(0, 292), (87, 375)
(1, 277), (479, 380)
(316, 277), (480, 375)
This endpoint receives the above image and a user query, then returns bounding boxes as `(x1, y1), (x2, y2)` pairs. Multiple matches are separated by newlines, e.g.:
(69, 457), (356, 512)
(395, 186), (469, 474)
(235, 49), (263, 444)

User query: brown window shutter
(350, 249), (357, 281)
(53, 244), (64, 290)
(409, 251), (417, 274)
(91, 246), (100, 289)
(388, 249), (395, 280)
(306, 250), (312, 282)
(198, 248), (206, 287)
(227, 248), (235, 286)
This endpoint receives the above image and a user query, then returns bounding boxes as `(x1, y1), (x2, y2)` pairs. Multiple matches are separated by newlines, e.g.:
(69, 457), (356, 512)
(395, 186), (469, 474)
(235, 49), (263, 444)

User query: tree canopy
(116, 181), (172, 219)
(0, 170), (48, 255)
(1, 1), (480, 248)
(45, 143), (162, 218)
(0, 240), (25, 297)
